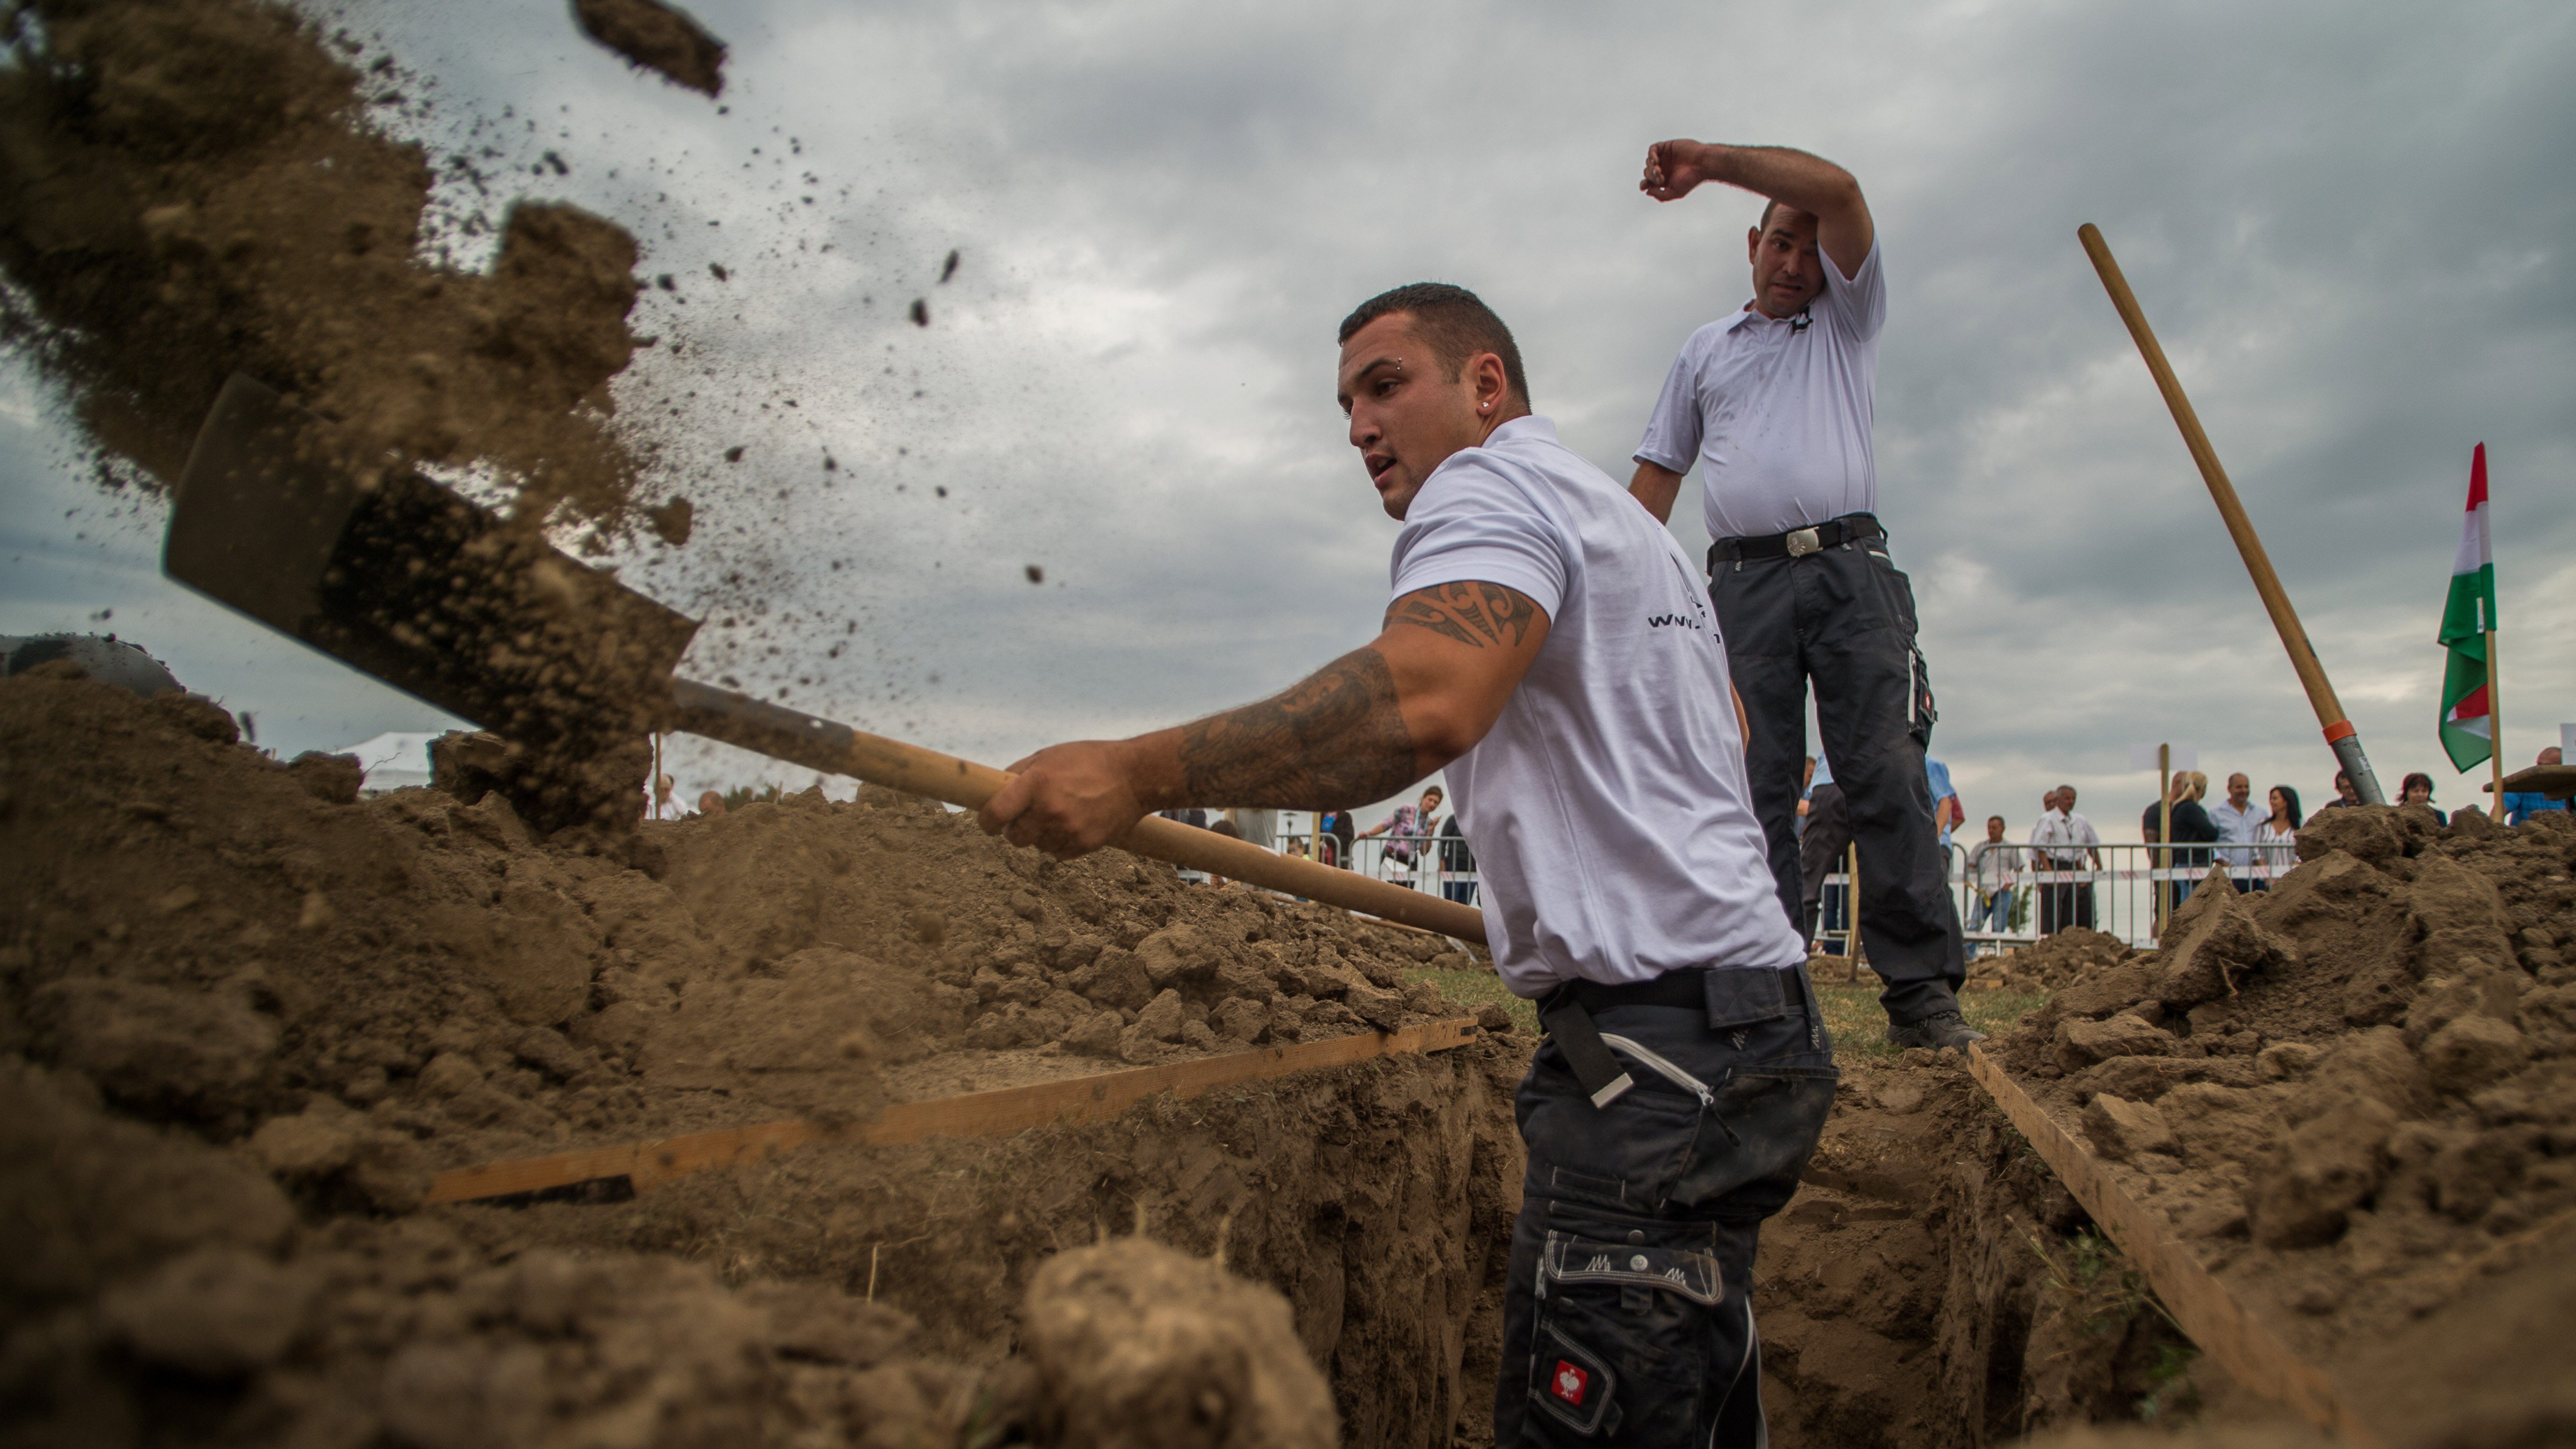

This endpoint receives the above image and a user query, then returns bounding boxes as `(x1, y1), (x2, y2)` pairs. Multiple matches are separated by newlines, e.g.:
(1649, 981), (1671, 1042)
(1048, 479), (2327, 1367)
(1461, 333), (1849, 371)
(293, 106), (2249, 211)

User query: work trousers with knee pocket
(1494, 966), (1837, 1448)
(1710, 528), (1964, 1022)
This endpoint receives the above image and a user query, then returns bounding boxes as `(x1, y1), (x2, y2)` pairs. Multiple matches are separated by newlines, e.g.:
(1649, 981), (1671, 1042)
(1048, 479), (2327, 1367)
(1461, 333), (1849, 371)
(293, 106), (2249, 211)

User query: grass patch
(1403, 964), (1537, 1035)
(1818, 983), (2050, 1060)
(1405, 968), (2048, 1057)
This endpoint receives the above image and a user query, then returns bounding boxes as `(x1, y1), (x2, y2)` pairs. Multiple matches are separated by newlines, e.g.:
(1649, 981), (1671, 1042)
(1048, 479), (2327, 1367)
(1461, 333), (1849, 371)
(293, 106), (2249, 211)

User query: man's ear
(1748, 226), (1763, 263)
(1474, 351), (1511, 414)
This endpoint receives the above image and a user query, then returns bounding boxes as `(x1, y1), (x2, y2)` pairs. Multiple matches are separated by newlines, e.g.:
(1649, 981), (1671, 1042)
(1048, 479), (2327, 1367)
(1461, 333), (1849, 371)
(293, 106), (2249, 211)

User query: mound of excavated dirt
(0, 0), (654, 530)
(1991, 803), (2576, 1444)
(0, 665), (1519, 1445)
(1969, 926), (2139, 993)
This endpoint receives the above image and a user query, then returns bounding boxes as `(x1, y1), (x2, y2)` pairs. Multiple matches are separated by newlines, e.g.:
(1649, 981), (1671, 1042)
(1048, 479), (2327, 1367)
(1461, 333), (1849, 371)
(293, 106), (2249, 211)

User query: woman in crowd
(1359, 784), (1444, 887)
(2250, 784), (2300, 890)
(2399, 771), (2446, 825)
(2144, 771), (2220, 913)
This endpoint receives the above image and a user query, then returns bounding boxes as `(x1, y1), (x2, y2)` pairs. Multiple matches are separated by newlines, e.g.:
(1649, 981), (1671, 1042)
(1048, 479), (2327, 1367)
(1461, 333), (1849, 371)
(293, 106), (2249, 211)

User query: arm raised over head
(1639, 141), (1873, 278)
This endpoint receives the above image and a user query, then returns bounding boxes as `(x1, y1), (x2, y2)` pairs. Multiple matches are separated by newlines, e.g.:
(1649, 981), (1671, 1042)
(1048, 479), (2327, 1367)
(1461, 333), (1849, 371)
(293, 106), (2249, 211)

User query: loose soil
(14, 667), (2569, 1446)
(0, 0), (655, 531)
(1983, 803), (2576, 1447)
(572, 0), (729, 98)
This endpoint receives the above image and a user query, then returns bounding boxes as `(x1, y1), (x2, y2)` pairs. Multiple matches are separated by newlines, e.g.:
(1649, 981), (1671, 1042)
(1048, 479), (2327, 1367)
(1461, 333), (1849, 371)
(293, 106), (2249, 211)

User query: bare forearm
(1126, 647), (1432, 812)
(1630, 461), (1684, 524)
(1685, 143), (1859, 218)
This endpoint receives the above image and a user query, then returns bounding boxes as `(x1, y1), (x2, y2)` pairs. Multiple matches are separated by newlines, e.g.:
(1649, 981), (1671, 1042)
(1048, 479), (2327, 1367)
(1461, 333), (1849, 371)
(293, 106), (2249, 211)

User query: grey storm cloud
(2, 0), (2569, 832)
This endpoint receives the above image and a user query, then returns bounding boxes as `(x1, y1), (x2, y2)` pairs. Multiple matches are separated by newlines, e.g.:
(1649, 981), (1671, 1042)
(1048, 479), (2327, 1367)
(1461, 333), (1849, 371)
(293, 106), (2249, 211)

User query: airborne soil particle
(572, 0), (730, 98)
(0, 0), (653, 531)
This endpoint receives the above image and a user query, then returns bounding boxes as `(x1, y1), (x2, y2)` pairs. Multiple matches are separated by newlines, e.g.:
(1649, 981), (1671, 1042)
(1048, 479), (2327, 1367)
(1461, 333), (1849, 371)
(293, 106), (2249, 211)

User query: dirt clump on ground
(0, 665), (1516, 1445)
(1985, 803), (2576, 1444)
(0, 0), (654, 531)
(1969, 927), (2139, 993)
(574, 0), (729, 97)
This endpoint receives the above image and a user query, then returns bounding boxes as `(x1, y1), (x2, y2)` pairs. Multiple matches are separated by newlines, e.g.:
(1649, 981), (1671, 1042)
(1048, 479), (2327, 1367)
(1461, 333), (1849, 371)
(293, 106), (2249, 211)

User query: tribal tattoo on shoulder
(1175, 647), (1417, 808)
(1384, 581), (1539, 649)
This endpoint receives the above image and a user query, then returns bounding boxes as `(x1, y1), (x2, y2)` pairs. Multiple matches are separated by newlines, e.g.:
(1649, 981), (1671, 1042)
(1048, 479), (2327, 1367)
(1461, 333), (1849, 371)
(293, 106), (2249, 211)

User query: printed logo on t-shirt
(1549, 1361), (1589, 1406)
(1648, 554), (1713, 633)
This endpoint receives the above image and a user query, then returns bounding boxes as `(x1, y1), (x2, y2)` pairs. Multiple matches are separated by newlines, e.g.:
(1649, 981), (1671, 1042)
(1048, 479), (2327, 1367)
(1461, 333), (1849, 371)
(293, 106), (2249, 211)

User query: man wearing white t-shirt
(2210, 772), (2263, 885)
(1627, 140), (1971, 1050)
(982, 283), (1830, 1448)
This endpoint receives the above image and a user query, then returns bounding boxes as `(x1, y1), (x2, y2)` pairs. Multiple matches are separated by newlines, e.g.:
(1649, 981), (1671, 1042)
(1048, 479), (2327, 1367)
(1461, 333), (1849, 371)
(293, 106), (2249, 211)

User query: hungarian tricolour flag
(2437, 444), (2497, 771)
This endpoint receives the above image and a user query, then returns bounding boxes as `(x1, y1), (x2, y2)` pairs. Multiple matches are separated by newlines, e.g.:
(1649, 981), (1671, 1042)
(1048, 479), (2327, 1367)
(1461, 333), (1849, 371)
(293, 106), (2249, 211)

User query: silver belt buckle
(1785, 526), (1822, 557)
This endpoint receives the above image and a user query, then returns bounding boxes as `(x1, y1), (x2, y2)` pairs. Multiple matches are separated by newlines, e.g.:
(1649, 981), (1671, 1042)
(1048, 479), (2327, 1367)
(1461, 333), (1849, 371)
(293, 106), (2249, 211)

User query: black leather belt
(1541, 965), (1811, 1017)
(1708, 512), (1883, 568)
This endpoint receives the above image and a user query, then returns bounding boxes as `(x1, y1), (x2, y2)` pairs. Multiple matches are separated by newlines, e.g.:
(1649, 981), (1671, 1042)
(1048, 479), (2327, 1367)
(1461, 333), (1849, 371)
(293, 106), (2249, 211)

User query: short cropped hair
(1337, 282), (1530, 407)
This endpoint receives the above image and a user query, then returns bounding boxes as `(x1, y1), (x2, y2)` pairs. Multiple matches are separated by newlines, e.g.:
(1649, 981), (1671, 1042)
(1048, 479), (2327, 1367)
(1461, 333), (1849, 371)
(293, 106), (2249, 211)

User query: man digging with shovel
(982, 283), (1832, 1447)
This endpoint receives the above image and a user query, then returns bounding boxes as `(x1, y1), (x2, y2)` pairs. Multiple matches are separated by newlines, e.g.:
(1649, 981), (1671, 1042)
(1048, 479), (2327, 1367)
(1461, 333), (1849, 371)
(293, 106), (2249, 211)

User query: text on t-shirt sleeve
(1388, 465), (1572, 621)
(1631, 347), (1704, 473)
(1818, 238), (1886, 344)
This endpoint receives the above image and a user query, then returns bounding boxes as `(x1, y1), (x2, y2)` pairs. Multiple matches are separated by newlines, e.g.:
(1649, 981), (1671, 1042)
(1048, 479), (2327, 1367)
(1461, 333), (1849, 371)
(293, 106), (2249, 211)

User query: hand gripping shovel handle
(665, 679), (1487, 942)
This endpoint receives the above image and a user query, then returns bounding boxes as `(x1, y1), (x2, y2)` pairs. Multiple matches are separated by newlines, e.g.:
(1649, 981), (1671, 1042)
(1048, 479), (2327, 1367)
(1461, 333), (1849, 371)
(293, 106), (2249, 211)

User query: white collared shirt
(2030, 808), (2099, 867)
(2208, 797), (2264, 866)
(1390, 415), (1805, 995)
(1634, 242), (1887, 541)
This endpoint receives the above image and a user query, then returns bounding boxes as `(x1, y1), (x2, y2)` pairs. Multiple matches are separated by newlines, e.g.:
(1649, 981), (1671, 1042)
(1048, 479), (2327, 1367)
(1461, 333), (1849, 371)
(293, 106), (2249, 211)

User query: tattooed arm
(978, 580), (1551, 857)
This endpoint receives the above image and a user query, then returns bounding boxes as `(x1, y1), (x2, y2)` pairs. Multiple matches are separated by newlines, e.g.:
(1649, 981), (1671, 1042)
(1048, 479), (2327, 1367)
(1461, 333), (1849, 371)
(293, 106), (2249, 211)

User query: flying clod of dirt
(572, 0), (728, 97)
(0, 0), (661, 536)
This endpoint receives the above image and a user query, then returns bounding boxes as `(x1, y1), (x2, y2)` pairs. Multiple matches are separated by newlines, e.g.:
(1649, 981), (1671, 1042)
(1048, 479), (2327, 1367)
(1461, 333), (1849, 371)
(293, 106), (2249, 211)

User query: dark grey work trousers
(1494, 968), (1837, 1447)
(1710, 532), (1964, 1023)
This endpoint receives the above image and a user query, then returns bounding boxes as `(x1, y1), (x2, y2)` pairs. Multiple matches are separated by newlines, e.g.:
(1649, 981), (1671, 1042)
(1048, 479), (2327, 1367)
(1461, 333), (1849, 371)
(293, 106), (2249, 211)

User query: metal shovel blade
(166, 373), (699, 739)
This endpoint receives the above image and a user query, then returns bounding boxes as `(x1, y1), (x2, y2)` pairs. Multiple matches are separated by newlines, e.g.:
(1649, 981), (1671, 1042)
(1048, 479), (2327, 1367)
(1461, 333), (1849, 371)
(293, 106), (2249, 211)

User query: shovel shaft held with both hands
(164, 373), (1485, 942)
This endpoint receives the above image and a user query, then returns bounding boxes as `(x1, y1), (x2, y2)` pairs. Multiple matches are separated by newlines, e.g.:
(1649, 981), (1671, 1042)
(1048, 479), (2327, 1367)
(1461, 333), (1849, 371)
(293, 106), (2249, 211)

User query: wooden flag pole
(2486, 625), (2505, 810)
(2079, 224), (2387, 806)
(2157, 744), (2172, 932)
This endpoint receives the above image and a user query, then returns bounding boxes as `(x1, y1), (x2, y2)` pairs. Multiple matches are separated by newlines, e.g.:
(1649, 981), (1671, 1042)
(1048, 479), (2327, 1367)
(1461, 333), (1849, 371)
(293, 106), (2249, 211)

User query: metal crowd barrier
(1946, 839), (2300, 952)
(1263, 832), (1480, 908)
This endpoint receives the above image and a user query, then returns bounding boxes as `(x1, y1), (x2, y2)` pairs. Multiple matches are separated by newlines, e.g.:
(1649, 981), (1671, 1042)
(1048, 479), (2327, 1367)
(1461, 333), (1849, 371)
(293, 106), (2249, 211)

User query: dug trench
(1, 664), (2212, 1447)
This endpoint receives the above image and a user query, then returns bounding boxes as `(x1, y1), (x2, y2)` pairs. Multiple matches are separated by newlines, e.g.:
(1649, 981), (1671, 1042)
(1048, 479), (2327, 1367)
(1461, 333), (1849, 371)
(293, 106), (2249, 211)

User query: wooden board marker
(429, 1017), (1482, 1206)
(1965, 1044), (2386, 1449)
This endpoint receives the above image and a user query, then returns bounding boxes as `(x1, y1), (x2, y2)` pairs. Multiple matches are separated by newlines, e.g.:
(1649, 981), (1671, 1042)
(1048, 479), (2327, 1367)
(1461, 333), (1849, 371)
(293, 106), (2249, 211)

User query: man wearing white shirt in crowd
(980, 282), (1830, 1447)
(1625, 138), (1969, 1050)
(2209, 772), (2263, 887)
(1966, 815), (2021, 949)
(2030, 785), (2102, 935)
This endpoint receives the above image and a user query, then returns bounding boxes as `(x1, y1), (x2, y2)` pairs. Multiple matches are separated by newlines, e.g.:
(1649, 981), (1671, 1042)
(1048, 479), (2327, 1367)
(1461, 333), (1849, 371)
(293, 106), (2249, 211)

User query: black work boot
(1885, 1008), (1985, 1052)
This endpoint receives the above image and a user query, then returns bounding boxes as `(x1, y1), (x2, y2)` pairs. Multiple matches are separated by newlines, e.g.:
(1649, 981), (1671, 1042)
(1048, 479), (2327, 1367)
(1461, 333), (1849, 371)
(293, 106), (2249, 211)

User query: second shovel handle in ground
(664, 678), (1488, 942)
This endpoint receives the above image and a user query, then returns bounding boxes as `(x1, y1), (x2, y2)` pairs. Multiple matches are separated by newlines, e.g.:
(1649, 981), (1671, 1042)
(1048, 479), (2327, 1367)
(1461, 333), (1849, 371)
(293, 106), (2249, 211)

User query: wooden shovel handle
(665, 678), (1488, 942)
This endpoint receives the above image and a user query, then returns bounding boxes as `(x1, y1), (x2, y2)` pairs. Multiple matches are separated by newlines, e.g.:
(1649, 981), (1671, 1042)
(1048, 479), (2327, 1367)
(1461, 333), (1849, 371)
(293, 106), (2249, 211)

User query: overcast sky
(5, 0), (2572, 846)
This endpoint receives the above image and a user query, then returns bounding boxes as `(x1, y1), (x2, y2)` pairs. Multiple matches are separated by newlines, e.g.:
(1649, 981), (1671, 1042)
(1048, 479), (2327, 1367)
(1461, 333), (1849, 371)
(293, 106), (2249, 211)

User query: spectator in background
(2503, 747), (2567, 826)
(2326, 771), (2362, 809)
(2399, 771), (2446, 825)
(2252, 785), (2301, 888)
(1795, 755), (1817, 838)
(648, 773), (686, 822)
(1798, 755), (1850, 944)
(1966, 814), (2020, 948)
(1359, 784), (1444, 886)
(1315, 807), (1356, 867)
(1204, 816), (1243, 886)
(1158, 806), (1210, 828)
(696, 790), (727, 817)
(2209, 772), (2262, 890)
(2144, 772), (2219, 915)
(1926, 756), (1962, 851)
(1437, 813), (1478, 905)
(2032, 785), (2101, 935)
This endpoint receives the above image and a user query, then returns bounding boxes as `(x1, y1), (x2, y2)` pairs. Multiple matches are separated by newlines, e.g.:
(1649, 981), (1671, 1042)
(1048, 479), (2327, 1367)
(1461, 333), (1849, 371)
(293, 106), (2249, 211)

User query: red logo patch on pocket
(1549, 1360), (1589, 1406)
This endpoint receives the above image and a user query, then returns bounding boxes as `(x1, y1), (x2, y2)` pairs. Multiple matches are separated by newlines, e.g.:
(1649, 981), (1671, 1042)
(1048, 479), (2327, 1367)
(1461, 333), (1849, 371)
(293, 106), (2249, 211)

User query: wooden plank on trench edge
(1964, 1044), (2386, 1449)
(428, 1017), (1481, 1205)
